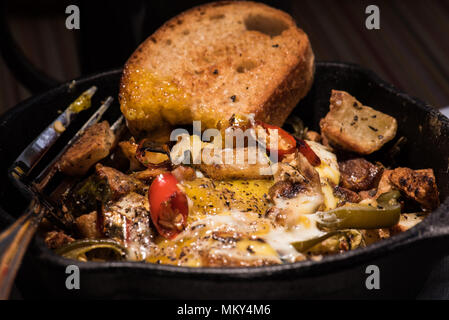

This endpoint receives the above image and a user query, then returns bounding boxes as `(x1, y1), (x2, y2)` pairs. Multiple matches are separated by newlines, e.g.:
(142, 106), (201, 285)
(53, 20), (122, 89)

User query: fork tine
(64, 97), (114, 148)
(110, 115), (126, 140)
(9, 86), (98, 178)
(34, 96), (114, 186)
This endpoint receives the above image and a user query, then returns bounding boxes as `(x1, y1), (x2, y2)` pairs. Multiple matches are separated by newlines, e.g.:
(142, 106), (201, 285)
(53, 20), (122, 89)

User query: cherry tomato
(148, 173), (189, 239)
(255, 121), (297, 160)
(255, 121), (321, 165)
(295, 138), (321, 166)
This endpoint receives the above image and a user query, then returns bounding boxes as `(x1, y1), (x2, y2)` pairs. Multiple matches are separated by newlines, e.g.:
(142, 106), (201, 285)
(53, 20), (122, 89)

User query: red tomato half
(148, 173), (189, 239)
(255, 121), (297, 160)
(295, 138), (321, 166)
(255, 121), (321, 165)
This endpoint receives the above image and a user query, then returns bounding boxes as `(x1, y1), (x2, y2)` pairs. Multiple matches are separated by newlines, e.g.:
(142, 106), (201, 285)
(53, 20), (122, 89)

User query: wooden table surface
(0, 0), (448, 115)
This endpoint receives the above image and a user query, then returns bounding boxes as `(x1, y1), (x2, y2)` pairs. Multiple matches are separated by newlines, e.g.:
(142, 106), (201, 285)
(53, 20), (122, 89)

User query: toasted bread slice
(120, 1), (314, 136)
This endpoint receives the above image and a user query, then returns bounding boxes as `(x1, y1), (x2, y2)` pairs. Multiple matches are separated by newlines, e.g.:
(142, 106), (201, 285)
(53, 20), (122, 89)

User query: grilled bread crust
(120, 1), (314, 136)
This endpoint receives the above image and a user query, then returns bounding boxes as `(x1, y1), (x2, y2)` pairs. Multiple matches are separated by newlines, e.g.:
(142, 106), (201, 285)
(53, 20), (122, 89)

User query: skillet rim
(2, 62), (449, 279)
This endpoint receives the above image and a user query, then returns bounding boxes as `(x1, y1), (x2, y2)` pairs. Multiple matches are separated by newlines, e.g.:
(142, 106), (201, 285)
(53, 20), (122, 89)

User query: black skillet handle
(0, 3), (59, 93)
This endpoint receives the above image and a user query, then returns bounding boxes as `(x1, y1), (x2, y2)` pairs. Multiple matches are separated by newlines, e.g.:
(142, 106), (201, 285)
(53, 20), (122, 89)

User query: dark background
(0, 0), (448, 115)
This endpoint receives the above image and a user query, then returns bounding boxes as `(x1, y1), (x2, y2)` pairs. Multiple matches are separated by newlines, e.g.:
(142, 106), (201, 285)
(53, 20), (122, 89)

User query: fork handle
(0, 199), (43, 299)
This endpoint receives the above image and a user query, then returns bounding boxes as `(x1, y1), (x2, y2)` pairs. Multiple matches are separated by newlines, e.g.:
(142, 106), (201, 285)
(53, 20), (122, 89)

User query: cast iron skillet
(0, 62), (448, 299)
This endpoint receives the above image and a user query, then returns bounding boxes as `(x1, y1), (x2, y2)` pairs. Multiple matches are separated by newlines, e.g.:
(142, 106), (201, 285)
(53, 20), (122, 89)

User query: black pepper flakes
(213, 69), (218, 75)
(272, 44), (279, 48)
(378, 135), (384, 140)
(230, 95), (237, 102)
(368, 126), (378, 132)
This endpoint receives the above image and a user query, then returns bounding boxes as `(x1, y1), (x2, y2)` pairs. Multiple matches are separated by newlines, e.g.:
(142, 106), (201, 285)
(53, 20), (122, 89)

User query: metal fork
(0, 87), (123, 299)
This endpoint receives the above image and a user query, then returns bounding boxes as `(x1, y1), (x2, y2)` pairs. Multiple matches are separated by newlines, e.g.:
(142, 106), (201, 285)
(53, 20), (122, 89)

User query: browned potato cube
(388, 168), (439, 210)
(59, 121), (115, 176)
(75, 211), (103, 239)
(320, 90), (397, 154)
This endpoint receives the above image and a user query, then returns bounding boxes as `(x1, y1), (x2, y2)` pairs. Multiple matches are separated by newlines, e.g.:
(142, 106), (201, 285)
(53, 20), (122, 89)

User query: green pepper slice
(55, 239), (126, 261)
(317, 191), (401, 230)
(292, 229), (364, 253)
(291, 231), (341, 252)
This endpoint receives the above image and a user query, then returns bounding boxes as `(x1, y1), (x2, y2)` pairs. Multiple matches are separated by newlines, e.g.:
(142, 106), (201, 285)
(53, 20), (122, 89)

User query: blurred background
(0, 0), (448, 115)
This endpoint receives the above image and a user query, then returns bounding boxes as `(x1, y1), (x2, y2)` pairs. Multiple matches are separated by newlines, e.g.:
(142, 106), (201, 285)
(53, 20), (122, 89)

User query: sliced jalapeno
(55, 239), (126, 261)
(317, 191), (401, 230)
(291, 229), (364, 253)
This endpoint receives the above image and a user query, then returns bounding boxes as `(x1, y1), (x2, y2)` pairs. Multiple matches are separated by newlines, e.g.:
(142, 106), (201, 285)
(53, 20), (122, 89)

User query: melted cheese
(265, 216), (325, 262)
(145, 210), (280, 266)
(307, 140), (340, 210)
(144, 206), (327, 266)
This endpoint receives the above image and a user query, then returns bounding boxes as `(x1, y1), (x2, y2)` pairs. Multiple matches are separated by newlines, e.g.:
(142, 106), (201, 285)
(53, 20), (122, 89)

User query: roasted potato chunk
(59, 121), (115, 176)
(390, 213), (427, 235)
(388, 168), (439, 210)
(320, 90), (397, 154)
(95, 164), (146, 200)
(75, 211), (103, 239)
